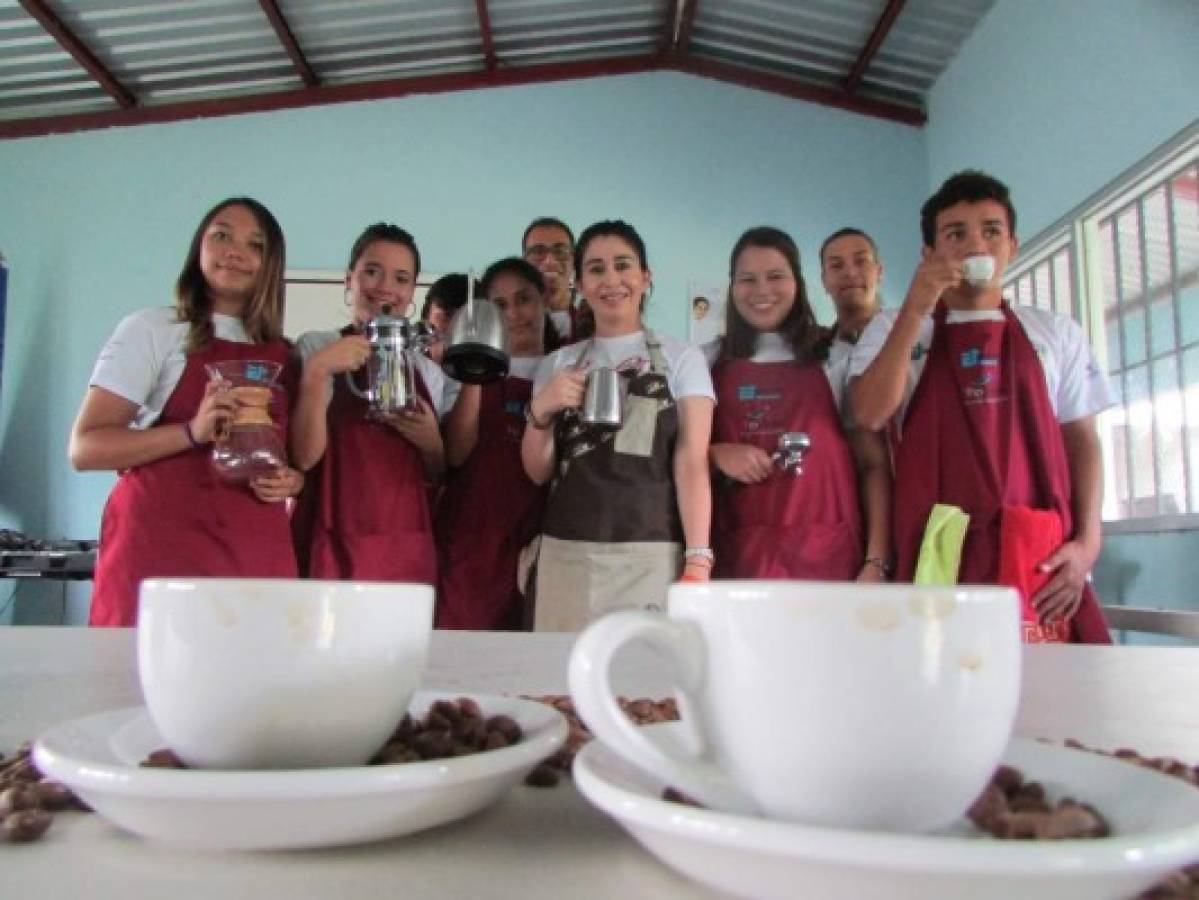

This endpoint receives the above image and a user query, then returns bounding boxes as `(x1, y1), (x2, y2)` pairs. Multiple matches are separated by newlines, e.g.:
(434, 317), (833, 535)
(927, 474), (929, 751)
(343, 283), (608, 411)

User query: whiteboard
(283, 269), (435, 340)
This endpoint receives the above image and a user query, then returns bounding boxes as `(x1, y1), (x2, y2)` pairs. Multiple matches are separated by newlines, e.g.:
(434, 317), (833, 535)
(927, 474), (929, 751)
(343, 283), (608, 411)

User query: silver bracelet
(684, 547), (715, 563)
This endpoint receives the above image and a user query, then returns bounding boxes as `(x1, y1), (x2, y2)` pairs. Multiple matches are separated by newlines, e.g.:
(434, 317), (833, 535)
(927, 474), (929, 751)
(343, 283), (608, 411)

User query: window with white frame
(1003, 123), (1199, 522)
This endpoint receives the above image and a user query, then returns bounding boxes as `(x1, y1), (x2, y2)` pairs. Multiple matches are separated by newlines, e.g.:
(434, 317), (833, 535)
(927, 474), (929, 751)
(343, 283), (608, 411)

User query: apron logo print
(959, 348), (999, 369)
(738, 385), (758, 401)
(505, 401), (526, 416)
(246, 362), (269, 382)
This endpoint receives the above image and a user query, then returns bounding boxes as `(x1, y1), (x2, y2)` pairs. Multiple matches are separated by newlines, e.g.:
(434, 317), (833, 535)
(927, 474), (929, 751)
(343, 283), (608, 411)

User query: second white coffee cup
(139, 578), (433, 770)
(569, 580), (1020, 832)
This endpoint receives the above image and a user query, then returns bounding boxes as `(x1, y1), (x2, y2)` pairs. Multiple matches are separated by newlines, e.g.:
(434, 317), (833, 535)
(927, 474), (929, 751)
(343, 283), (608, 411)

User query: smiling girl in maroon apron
(891, 303), (1110, 643)
(290, 224), (445, 585)
(435, 258), (554, 629)
(710, 228), (879, 581)
(72, 198), (303, 627)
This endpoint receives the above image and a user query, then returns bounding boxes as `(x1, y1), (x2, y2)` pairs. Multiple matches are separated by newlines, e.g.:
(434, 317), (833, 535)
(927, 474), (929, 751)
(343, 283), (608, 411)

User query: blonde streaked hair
(174, 197), (286, 352)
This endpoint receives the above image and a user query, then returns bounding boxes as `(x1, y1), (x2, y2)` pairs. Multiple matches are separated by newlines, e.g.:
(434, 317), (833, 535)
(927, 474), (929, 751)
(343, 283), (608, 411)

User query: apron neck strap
(643, 328), (668, 375)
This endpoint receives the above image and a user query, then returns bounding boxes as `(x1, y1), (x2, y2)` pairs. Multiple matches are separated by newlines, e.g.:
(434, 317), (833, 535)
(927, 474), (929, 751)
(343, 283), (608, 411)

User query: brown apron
(534, 330), (682, 631)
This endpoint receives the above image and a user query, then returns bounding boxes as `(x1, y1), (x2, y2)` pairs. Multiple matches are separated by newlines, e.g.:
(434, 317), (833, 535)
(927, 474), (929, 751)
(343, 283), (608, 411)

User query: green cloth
(913, 503), (971, 585)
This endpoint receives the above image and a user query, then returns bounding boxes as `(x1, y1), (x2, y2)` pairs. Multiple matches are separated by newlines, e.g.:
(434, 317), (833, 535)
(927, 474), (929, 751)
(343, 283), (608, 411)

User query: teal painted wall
(926, 0), (1199, 237)
(0, 72), (927, 623)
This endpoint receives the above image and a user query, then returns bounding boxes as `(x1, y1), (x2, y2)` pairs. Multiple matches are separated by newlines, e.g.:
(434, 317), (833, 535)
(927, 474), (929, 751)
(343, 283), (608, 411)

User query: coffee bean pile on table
(966, 764), (1109, 839)
(1063, 738), (1199, 786)
(142, 697), (525, 770)
(0, 744), (86, 843)
(523, 695), (680, 787)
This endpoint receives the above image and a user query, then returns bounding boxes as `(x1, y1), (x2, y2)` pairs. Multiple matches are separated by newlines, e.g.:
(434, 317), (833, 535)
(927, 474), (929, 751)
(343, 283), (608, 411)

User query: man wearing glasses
(522, 217), (587, 344)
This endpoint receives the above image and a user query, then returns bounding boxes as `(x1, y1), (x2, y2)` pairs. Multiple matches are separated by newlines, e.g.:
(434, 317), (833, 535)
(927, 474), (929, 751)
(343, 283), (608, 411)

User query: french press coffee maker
(346, 308), (435, 418)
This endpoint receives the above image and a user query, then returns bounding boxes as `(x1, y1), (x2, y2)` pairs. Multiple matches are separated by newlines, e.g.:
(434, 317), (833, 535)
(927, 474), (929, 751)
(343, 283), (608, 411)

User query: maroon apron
(711, 358), (862, 579)
(891, 304), (1110, 643)
(434, 376), (546, 629)
(292, 331), (437, 584)
(89, 337), (299, 627)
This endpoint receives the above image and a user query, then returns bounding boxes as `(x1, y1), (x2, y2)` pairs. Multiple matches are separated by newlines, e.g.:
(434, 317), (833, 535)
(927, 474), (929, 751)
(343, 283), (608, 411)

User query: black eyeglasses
(524, 243), (572, 262)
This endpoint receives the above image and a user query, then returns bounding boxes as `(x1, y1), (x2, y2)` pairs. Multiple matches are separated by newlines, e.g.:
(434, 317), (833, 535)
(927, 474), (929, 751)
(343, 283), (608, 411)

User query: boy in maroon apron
(71, 198), (303, 627)
(850, 171), (1111, 643)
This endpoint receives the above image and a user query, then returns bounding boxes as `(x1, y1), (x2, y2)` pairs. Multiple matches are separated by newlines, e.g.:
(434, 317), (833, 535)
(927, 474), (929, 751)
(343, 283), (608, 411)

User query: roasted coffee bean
(992, 764), (1023, 794)
(456, 696), (482, 719)
(141, 748), (186, 769)
(0, 743), (87, 844)
(0, 784), (37, 819)
(33, 780), (74, 812)
(485, 715), (522, 745)
(3, 808), (52, 843)
(523, 694), (682, 783)
(430, 700), (462, 725)
(483, 731), (509, 752)
(523, 763), (561, 788)
(660, 787), (704, 807)
(965, 783), (1008, 833)
(1037, 800), (1109, 840)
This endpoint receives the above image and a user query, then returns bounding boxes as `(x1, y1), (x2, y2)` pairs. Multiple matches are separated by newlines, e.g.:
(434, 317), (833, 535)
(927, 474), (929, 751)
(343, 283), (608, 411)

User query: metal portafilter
(772, 431), (811, 475)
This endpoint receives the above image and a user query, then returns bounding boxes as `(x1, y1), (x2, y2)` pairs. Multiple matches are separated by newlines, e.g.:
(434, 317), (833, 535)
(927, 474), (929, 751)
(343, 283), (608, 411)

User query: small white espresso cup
(962, 254), (996, 286)
(569, 581), (1020, 832)
(138, 578), (433, 770)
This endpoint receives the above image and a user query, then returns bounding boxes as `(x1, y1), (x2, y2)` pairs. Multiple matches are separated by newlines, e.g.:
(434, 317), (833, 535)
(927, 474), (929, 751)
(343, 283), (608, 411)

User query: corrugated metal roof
(0, 0), (994, 138)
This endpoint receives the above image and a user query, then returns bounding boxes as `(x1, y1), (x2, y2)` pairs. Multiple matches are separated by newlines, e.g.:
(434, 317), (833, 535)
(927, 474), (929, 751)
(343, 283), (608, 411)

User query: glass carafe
(205, 360), (286, 482)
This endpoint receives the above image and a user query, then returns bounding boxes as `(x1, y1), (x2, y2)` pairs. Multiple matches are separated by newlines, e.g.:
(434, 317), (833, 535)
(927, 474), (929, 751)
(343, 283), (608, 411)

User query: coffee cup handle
(569, 610), (759, 816)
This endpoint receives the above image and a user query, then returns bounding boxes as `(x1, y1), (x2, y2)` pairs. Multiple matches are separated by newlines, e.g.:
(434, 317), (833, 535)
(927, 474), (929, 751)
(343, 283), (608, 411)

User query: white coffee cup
(962, 254), (996, 286)
(138, 578), (433, 770)
(569, 581), (1020, 832)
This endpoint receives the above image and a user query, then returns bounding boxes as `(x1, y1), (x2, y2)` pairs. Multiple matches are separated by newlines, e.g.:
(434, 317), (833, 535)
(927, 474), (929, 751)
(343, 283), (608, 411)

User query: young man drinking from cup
(849, 170), (1112, 643)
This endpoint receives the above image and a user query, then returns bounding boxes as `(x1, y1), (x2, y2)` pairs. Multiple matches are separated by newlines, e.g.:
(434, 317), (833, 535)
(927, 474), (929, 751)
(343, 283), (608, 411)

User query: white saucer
(573, 724), (1199, 900)
(33, 691), (566, 851)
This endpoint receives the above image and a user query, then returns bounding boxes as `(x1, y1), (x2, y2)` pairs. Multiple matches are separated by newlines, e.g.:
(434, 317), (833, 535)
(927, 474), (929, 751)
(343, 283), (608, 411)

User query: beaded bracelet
(182, 421), (202, 449)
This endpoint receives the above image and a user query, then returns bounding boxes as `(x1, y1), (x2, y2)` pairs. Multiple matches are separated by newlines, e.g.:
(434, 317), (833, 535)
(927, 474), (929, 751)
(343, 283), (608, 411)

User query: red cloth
(998, 505), (1071, 643)
(89, 337), (299, 627)
(891, 303), (1110, 644)
(434, 376), (546, 630)
(292, 328), (437, 584)
(711, 357), (862, 580)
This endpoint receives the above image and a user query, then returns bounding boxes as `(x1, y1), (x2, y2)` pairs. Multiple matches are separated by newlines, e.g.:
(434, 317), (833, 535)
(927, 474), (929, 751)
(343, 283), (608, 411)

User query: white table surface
(3, 628), (1198, 898)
